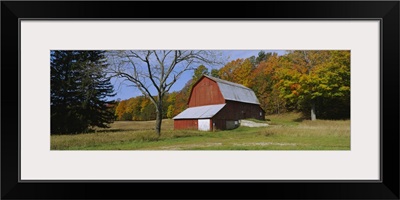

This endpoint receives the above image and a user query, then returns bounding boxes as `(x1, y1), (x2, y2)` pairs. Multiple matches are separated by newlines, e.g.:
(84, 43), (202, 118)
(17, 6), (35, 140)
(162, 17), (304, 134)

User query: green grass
(265, 112), (304, 126)
(51, 113), (350, 150)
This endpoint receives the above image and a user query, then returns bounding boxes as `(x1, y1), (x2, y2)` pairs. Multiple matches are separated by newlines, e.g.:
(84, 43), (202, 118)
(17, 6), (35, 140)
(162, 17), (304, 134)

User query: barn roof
(203, 75), (260, 105)
(173, 104), (226, 119)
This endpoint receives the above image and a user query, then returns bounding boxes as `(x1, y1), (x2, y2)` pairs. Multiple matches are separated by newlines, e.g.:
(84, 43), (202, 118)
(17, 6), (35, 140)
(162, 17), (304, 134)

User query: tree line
(51, 50), (350, 135)
(114, 50), (350, 121)
(220, 50), (350, 120)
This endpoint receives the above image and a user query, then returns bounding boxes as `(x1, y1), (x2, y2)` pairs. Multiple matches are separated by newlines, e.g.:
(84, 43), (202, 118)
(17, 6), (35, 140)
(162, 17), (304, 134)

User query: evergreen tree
(51, 51), (115, 134)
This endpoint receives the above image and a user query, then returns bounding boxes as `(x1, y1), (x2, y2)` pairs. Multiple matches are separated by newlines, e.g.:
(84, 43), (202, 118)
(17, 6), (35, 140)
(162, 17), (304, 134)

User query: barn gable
(188, 76), (225, 107)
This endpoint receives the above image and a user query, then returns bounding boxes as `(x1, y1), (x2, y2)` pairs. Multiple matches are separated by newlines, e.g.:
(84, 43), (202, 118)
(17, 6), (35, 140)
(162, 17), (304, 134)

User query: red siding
(174, 119), (198, 130)
(175, 76), (266, 131)
(188, 77), (225, 107)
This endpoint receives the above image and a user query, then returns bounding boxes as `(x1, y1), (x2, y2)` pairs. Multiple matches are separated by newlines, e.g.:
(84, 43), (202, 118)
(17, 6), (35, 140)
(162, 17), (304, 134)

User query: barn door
(198, 119), (210, 131)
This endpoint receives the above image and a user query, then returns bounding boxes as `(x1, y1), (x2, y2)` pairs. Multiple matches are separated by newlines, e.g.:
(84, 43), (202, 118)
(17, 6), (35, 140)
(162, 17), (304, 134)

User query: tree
(218, 58), (241, 82)
(233, 58), (253, 87)
(166, 92), (177, 119)
(210, 69), (220, 78)
(311, 51), (350, 119)
(276, 50), (349, 120)
(189, 65), (210, 92)
(51, 51), (115, 134)
(256, 51), (267, 64)
(172, 80), (192, 116)
(109, 50), (221, 136)
(249, 51), (274, 67)
(139, 97), (156, 120)
(193, 65), (209, 80)
(218, 58), (254, 87)
(115, 100), (128, 120)
(249, 54), (286, 114)
(166, 105), (175, 119)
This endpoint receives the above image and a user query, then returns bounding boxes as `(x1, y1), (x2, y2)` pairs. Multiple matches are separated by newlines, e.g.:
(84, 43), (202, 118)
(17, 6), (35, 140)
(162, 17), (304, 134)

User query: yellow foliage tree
(219, 58), (254, 87)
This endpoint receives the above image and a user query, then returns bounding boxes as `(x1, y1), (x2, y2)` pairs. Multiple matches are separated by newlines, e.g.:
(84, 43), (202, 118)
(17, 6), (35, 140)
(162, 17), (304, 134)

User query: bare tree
(108, 50), (223, 136)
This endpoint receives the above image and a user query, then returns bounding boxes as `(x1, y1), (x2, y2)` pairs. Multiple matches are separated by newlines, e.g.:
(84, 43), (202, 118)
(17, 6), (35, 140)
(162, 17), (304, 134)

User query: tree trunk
(311, 101), (316, 121)
(277, 101), (280, 114)
(155, 102), (163, 136)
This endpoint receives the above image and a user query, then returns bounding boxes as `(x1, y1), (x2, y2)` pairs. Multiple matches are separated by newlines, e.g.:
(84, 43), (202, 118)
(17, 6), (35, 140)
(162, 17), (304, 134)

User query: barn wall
(174, 119), (198, 130)
(188, 77), (225, 107)
(214, 101), (265, 122)
(212, 119), (226, 130)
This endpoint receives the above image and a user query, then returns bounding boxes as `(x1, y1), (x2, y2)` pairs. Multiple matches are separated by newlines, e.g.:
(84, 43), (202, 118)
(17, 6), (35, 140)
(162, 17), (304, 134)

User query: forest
(113, 50), (350, 122)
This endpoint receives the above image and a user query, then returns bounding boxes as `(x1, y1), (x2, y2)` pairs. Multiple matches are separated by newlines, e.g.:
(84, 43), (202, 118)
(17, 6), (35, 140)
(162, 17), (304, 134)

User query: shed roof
(173, 104), (226, 119)
(203, 75), (260, 105)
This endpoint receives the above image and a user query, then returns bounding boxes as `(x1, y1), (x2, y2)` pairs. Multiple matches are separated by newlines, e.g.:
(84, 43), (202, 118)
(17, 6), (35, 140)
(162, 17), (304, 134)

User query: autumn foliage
(115, 50), (350, 121)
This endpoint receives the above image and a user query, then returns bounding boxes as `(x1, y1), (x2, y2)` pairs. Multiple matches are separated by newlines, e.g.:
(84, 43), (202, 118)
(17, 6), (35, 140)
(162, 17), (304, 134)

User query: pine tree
(51, 51), (115, 134)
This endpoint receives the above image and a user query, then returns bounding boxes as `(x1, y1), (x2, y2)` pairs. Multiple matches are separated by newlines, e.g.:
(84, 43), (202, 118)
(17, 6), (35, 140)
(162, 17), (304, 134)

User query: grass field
(51, 112), (350, 150)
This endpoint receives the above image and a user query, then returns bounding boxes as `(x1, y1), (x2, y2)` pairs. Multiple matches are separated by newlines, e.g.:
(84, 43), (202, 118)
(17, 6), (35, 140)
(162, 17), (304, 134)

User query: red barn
(173, 75), (265, 131)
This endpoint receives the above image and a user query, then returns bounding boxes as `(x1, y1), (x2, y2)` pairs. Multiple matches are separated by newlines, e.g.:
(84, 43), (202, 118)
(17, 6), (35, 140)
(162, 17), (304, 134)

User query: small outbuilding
(173, 75), (265, 131)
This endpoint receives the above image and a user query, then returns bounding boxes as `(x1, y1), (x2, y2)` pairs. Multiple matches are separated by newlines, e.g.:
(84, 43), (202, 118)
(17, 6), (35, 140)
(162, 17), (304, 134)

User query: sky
(109, 50), (286, 101)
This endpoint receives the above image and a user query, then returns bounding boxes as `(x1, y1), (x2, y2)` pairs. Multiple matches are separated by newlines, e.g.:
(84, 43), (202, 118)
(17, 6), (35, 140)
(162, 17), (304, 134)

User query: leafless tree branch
(107, 50), (222, 135)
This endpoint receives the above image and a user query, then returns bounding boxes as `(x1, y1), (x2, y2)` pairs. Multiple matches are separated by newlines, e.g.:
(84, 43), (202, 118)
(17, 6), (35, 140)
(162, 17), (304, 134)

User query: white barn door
(198, 119), (210, 131)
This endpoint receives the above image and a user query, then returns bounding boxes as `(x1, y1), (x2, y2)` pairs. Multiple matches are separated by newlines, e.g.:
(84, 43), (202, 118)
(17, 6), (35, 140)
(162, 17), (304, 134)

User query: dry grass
(51, 119), (203, 149)
(264, 120), (350, 136)
(51, 114), (350, 150)
(95, 119), (174, 132)
(264, 113), (350, 137)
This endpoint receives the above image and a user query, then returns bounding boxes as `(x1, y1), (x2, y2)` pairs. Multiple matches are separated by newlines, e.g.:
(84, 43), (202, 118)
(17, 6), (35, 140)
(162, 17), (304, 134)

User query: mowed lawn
(51, 113), (350, 150)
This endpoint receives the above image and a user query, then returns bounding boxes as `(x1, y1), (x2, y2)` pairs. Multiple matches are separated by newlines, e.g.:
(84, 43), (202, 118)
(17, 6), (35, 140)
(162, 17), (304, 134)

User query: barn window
(260, 112), (262, 116)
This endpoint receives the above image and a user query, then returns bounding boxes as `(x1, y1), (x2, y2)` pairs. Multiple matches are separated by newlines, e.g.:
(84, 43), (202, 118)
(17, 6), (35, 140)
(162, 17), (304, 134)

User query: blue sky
(110, 50), (285, 101)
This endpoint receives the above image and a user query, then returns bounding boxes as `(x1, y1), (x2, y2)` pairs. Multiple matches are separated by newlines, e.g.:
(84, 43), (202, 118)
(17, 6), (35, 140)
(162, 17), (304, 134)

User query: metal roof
(204, 75), (260, 105)
(173, 104), (226, 119)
